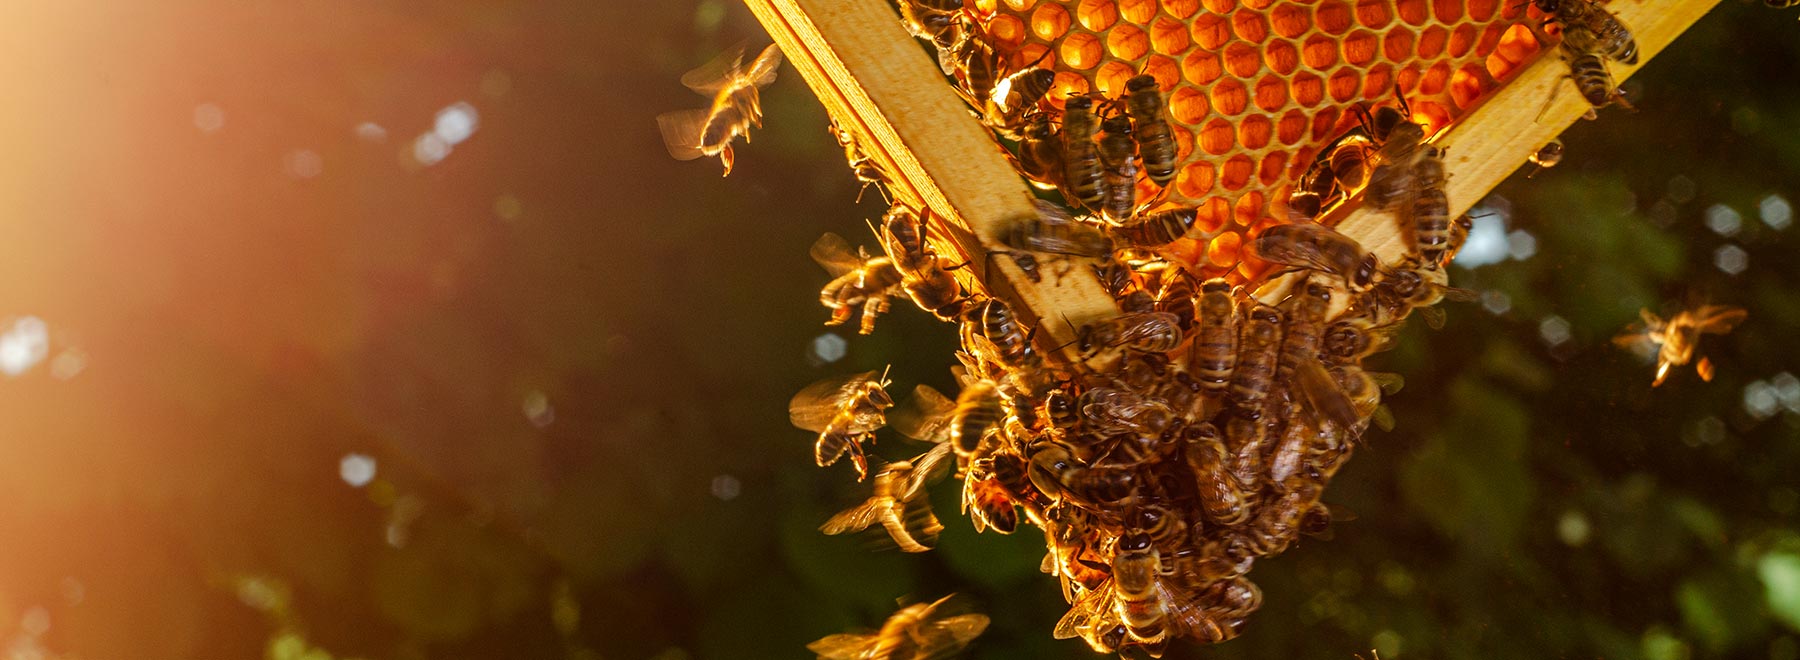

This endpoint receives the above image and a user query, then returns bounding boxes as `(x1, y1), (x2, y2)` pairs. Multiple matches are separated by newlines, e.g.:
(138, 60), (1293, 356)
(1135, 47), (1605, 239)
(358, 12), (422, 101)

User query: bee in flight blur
(820, 443), (953, 552)
(656, 43), (783, 177)
(808, 593), (990, 660)
(1613, 304), (1747, 386)
(790, 368), (895, 481)
(813, 232), (906, 335)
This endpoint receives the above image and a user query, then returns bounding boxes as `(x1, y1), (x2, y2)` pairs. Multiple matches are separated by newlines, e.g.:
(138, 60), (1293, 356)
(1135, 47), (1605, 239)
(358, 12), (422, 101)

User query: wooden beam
(743, 0), (1119, 361)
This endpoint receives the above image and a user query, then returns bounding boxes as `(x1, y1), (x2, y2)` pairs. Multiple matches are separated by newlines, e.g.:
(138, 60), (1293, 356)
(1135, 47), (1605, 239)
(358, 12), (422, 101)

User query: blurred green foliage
(0, 1), (1798, 659)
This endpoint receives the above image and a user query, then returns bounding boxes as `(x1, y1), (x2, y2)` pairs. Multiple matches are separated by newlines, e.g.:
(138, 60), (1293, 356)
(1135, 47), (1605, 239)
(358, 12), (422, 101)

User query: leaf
(1758, 551), (1800, 632)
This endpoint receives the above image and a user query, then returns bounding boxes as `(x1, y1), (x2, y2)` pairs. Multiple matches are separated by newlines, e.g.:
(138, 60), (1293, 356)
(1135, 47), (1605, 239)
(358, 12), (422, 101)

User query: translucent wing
(1370, 405), (1396, 432)
(742, 43), (784, 89)
(932, 613), (992, 646)
(1437, 285), (1479, 303)
(901, 442), (955, 500)
(1053, 579), (1114, 639)
(1250, 224), (1355, 276)
(1414, 304), (1447, 330)
(789, 370), (879, 432)
(1368, 371), (1405, 395)
(810, 232), (867, 278)
(819, 499), (884, 536)
(910, 614), (991, 660)
(891, 384), (957, 444)
(1297, 356), (1359, 432)
(679, 43), (748, 94)
(806, 633), (875, 660)
(1611, 327), (1656, 352)
(655, 109), (710, 161)
(1694, 305), (1747, 335)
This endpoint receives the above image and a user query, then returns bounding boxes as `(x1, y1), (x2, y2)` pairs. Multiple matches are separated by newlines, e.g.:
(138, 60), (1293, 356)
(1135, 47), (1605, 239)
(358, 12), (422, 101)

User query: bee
(1223, 405), (1272, 492)
(880, 206), (974, 320)
(1186, 279), (1239, 394)
(1358, 98), (1430, 209)
(963, 458), (1021, 534)
(790, 369), (895, 481)
(1321, 314), (1404, 367)
(1197, 576), (1263, 621)
(964, 298), (1037, 367)
(949, 35), (1000, 106)
(1154, 270), (1197, 330)
(1042, 509), (1114, 595)
(1028, 439), (1136, 507)
(1443, 212), (1476, 266)
(1053, 577), (1131, 653)
(892, 382), (1004, 468)
(1541, 0), (1638, 65)
(1330, 135), (1375, 191)
(1061, 95), (1106, 212)
(1366, 259), (1478, 328)
(1127, 504), (1189, 550)
(807, 593), (990, 660)
(1566, 51), (1634, 111)
(1178, 423), (1247, 526)
(820, 443), (953, 552)
(1096, 115), (1140, 225)
(1124, 74), (1178, 187)
(898, 0), (967, 54)
(1110, 206), (1219, 248)
(1045, 388), (1082, 430)
(1245, 478), (1323, 557)
(656, 44), (783, 177)
(1248, 222), (1380, 291)
(1527, 139), (1564, 178)
(1286, 159), (1338, 220)
(1275, 282), (1332, 380)
(1229, 303), (1284, 408)
(1080, 386), (1176, 436)
(987, 67), (1058, 134)
(1017, 113), (1065, 189)
(997, 200), (1115, 259)
(812, 232), (905, 335)
(1080, 312), (1184, 355)
(1612, 304), (1747, 386)
(829, 121), (887, 203)
(1332, 364), (1403, 433)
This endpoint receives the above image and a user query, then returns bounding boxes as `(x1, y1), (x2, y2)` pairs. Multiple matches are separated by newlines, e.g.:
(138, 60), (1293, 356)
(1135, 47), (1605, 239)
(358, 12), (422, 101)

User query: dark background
(0, 1), (1797, 658)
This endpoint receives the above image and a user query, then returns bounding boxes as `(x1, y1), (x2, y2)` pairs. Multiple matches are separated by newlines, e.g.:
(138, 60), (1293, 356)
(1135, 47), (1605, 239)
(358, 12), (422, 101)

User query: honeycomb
(965, 0), (1548, 282)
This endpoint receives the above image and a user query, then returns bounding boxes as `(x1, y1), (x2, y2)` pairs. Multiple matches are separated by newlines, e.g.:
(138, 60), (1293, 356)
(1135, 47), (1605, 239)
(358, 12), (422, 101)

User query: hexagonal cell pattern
(970, 0), (1545, 280)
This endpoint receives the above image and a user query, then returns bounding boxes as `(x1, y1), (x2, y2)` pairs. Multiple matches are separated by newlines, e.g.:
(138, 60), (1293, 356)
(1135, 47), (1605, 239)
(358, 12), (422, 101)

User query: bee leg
(849, 442), (871, 482)
(718, 144), (735, 177)
(826, 306), (852, 327)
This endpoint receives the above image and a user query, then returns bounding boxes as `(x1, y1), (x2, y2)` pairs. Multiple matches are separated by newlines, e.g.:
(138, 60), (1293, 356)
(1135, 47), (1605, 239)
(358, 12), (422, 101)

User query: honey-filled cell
(1396, 0), (1429, 25)
(1199, 118), (1237, 154)
(1143, 54), (1181, 87)
(1220, 155), (1255, 190)
(1384, 31), (1415, 63)
(1432, 0), (1464, 22)
(1031, 3), (1072, 40)
(1449, 23), (1478, 58)
(1184, 49), (1225, 84)
(989, 14), (1028, 48)
(1449, 64), (1488, 109)
(1195, 196), (1233, 234)
(1049, 71), (1091, 110)
(1396, 64), (1421, 94)
(1212, 78), (1251, 115)
(1096, 60), (1138, 95)
(1002, 0), (1035, 10)
(1164, 0), (1202, 18)
(1119, 0), (1158, 23)
(1270, 3), (1312, 38)
(1414, 100), (1452, 134)
(1151, 16), (1192, 55)
(1078, 0), (1121, 30)
(1202, 0), (1238, 13)
(1276, 109), (1308, 144)
(1266, 39), (1301, 74)
(1476, 23), (1507, 58)
(1224, 42), (1264, 78)
(1014, 42), (1054, 71)
(1355, 0), (1392, 28)
(1205, 229), (1243, 267)
(1253, 75), (1288, 112)
(1291, 70), (1325, 107)
(1309, 105), (1341, 140)
(1060, 32), (1105, 70)
(1107, 22), (1151, 60)
(1314, 0), (1352, 34)
(1192, 13), (1233, 50)
(1343, 30), (1377, 65)
(1232, 10), (1270, 43)
(1362, 63), (1393, 99)
(1302, 34), (1339, 70)
(1177, 161), (1218, 198)
(1238, 113), (1274, 149)
(1327, 67), (1361, 102)
(1234, 191), (1267, 225)
(1419, 61), (1452, 95)
(1170, 85), (1211, 123)
(1172, 124), (1195, 160)
(1468, 0), (1500, 21)
(1258, 152), (1289, 185)
(1418, 25), (1449, 59)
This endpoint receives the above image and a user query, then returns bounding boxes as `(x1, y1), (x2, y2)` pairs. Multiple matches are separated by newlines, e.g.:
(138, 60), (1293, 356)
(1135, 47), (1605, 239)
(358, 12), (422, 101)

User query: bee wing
(930, 613), (992, 646)
(907, 614), (992, 660)
(901, 442), (955, 500)
(1368, 371), (1405, 395)
(654, 109), (710, 161)
(819, 499), (885, 536)
(1437, 285), (1479, 303)
(742, 43), (784, 89)
(1611, 329), (1655, 352)
(679, 43), (748, 94)
(891, 384), (958, 444)
(1370, 404), (1397, 432)
(789, 371), (879, 432)
(1297, 356), (1359, 432)
(1053, 579), (1114, 639)
(1414, 304), (1446, 330)
(1249, 226), (1346, 276)
(1032, 198), (1075, 225)
(806, 633), (875, 660)
(1695, 305), (1748, 335)
(810, 232), (866, 277)
(1158, 577), (1214, 638)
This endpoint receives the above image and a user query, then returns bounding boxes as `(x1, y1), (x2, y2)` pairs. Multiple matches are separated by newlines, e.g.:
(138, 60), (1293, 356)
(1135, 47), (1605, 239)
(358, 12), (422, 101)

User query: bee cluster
(792, 0), (1640, 656)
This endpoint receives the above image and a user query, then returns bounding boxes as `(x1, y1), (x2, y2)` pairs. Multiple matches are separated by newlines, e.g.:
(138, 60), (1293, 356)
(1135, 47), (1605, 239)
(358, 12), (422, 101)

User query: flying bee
(812, 233), (905, 335)
(1248, 222), (1380, 291)
(1528, 139), (1564, 178)
(1541, 0), (1638, 64)
(1061, 95), (1106, 212)
(790, 368), (895, 481)
(820, 443), (953, 552)
(1080, 312), (1184, 356)
(1096, 115), (1139, 226)
(1366, 259), (1478, 328)
(1443, 212), (1476, 266)
(1181, 423), (1249, 526)
(808, 593), (990, 660)
(657, 43), (783, 177)
(892, 382), (1004, 468)
(1612, 304), (1747, 386)
(1016, 112), (1065, 189)
(829, 121), (887, 203)
(1230, 303), (1284, 409)
(996, 200), (1115, 259)
(1110, 206), (1221, 248)
(963, 458), (1021, 534)
(1124, 74), (1177, 187)
(986, 67), (1057, 134)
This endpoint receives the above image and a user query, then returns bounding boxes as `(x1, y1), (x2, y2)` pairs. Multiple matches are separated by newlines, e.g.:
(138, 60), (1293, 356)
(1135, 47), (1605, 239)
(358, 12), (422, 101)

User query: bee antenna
(880, 364), (893, 385)
(864, 216), (882, 240)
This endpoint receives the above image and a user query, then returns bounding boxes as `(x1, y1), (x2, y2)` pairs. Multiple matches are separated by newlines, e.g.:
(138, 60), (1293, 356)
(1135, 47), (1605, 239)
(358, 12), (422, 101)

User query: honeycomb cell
(1449, 23), (1477, 57)
(1302, 34), (1338, 70)
(1061, 32), (1104, 69)
(1355, 0), (1392, 28)
(1362, 63), (1393, 98)
(1014, 42), (1054, 70)
(1164, 0), (1202, 18)
(1270, 3), (1311, 38)
(1277, 109), (1308, 144)
(1120, 0), (1158, 23)
(1192, 13), (1232, 50)
(1468, 0), (1499, 21)
(1395, 0), (1428, 25)
(1202, 0), (1238, 13)
(1177, 161), (1217, 198)
(1310, 106), (1342, 140)
(1265, 39), (1300, 74)
(1221, 155), (1255, 190)
(1078, 0), (1120, 30)
(1243, 0), (1277, 10)
(1224, 42), (1263, 77)
(1433, 0), (1464, 22)
(1291, 71), (1325, 107)
(1384, 30), (1414, 62)
(1342, 30), (1377, 65)
(1097, 60), (1138, 95)
(1200, 118), (1237, 154)
(1170, 86), (1211, 123)
(1143, 54), (1181, 86)
(1049, 71), (1090, 109)
(1151, 16), (1191, 55)
(1207, 223), (1243, 266)
(1253, 75), (1288, 112)
(1107, 22), (1151, 60)
(1239, 113), (1273, 148)
(1315, 0), (1352, 34)
(1195, 196), (1232, 234)
(1493, 23), (1539, 67)
(1418, 26), (1448, 58)
(1003, 0), (1036, 10)
(1414, 100), (1451, 134)
(1419, 61), (1451, 95)
(1258, 152), (1289, 184)
(1231, 10), (1270, 43)
(1327, 67), (1361, 102)
(1032, 3), (1072, 40)
(990, 14), (1028, 48)
(1234, 191), (1266, 225)
(1395, 65), (1420, 94)
(1184, 49), (1225, 84)
(1212, 78), (1250, 115)
(1449, 64), (1487, 109)
(1172, 124), (1195, 159)
(1476, 23), (1506, 57)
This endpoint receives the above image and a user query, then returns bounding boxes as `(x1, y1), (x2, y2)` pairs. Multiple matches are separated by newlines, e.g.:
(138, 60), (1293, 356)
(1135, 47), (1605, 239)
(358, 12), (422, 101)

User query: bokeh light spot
(193, 103), (225, 134)
(339, 453), (377, 488)
(1, 316), (50, 377)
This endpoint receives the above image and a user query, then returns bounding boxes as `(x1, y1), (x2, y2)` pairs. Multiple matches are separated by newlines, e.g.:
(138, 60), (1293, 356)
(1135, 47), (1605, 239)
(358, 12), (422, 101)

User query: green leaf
(1758, 551), (1800, 631)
